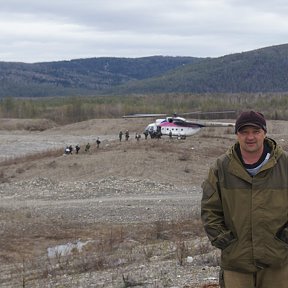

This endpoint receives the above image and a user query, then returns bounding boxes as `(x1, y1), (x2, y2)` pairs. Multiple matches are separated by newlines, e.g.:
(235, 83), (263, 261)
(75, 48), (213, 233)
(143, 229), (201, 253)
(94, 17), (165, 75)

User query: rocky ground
(0, 118), (288, 288)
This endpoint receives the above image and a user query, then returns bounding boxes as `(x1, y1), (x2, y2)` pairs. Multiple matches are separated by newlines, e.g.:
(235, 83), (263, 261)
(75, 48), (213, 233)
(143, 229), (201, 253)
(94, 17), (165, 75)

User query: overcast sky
(1, 0), (288, 63)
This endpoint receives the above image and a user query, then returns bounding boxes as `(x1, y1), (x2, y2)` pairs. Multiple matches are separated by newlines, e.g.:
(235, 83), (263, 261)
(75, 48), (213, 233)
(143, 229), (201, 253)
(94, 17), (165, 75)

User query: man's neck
(240, 146), (264, 165)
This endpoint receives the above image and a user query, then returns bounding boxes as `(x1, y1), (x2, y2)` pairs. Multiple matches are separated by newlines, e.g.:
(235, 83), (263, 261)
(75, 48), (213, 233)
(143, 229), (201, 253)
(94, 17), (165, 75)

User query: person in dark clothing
(64, 146), (70, 155)
(135, 133), (141, 141)
(125, 130), (129, 141)
(119, 131), (123, 141)
(96, 138), (101, 148)
(85, 143), (90, 152)
(143, 130), (148, 139)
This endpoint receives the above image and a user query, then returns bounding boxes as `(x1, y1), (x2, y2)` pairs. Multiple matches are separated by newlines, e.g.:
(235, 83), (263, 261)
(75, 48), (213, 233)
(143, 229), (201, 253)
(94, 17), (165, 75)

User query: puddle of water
(47, 240), (93, 258)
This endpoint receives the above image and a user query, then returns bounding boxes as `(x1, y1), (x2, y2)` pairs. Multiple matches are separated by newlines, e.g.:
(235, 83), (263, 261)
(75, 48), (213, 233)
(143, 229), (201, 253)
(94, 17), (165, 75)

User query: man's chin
(244, 145), (258, 152)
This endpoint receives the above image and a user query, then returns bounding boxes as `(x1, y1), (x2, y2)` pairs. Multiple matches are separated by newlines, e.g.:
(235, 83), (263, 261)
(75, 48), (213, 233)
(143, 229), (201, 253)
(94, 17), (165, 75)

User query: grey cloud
(0, 0), (288, 62)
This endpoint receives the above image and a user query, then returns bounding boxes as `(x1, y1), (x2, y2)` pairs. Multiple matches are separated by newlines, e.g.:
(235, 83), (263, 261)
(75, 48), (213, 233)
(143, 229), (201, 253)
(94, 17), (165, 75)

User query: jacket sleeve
(201, 165), (236, 250)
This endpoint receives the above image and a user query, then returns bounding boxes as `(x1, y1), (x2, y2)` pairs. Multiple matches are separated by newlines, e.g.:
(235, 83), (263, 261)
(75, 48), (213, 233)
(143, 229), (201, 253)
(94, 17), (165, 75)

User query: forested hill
(114, 43), (288, 94)
(1, 43), (288, 97)
(0, 56), (200, 97)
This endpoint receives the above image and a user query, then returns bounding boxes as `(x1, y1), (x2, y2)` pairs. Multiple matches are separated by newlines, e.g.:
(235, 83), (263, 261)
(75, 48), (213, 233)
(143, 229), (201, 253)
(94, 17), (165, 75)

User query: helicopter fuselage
(144, 117), (204, 138)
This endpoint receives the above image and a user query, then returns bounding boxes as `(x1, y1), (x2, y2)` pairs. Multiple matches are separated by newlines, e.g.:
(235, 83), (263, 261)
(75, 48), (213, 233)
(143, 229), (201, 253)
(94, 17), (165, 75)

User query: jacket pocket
(276, 226), (288, 246)
(212, 230), (237, 250)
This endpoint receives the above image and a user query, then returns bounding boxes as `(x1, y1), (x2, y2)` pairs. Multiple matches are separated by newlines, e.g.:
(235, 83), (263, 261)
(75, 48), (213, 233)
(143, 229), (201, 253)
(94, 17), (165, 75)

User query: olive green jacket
(201, 138), (288, 273)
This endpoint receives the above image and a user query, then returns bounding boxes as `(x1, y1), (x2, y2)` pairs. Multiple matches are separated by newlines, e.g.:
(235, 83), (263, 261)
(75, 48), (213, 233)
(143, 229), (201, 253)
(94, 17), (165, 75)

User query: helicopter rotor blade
(123, 111), (204, 118)
(172, 111), (201, 117)
(200, 121), (235, 127)
(163, 110), (236, 117)
(122, 110), (236, 118)
(184, 110), (236, 116)
(122, 113), (168, 118)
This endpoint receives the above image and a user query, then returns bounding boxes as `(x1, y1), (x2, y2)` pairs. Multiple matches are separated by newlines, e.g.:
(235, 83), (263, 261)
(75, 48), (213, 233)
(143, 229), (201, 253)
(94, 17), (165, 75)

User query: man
(125, 130), (129, 141)
(143, 130), (149, 140)
(85, 142), (90, 152)
(201, 111), (288, 288)
(96, 137), (101, 148)
(119, 131), (123, 141)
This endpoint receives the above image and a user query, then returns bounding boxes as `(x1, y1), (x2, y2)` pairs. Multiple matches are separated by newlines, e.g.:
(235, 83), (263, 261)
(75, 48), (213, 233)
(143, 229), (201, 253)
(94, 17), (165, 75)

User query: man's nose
(246, 132), (255, 138)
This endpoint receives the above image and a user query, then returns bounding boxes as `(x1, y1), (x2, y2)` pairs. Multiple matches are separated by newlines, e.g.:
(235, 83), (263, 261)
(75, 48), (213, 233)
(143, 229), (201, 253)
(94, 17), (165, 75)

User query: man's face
(236, 126), (266, 154)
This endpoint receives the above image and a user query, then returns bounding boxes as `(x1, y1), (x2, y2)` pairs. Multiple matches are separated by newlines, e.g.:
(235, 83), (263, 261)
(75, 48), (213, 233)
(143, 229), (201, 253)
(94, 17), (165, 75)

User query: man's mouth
(246, 142), (256, 146)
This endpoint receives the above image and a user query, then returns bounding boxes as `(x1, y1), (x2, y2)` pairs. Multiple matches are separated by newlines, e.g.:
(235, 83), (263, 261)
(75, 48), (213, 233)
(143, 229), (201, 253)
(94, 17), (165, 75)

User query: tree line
(1, 93), (288, 125)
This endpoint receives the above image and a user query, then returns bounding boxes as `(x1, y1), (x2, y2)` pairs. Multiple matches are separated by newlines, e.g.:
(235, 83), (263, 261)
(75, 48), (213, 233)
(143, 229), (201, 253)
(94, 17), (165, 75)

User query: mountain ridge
(1, 43), (288, 97)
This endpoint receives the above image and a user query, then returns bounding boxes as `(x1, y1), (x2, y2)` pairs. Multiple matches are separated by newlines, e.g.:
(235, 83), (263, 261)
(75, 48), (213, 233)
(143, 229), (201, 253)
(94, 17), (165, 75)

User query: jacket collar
(227, 138), (281, 182)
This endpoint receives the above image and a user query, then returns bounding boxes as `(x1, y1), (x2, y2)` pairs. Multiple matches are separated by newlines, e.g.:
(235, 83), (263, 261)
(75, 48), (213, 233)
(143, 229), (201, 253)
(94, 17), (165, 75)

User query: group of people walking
(118, 130), (153, 141)
(119, 130), (130, 141)
(64, 138), (101, 155)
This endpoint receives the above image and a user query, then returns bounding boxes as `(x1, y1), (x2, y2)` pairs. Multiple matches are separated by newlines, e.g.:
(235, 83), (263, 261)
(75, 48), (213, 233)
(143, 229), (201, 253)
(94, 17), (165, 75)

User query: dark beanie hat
(235, 111), (267, 133)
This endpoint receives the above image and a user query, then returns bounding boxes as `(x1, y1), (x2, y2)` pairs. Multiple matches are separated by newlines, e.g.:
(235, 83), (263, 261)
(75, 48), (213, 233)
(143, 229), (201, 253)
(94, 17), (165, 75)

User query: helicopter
(123, 111), (236, 139)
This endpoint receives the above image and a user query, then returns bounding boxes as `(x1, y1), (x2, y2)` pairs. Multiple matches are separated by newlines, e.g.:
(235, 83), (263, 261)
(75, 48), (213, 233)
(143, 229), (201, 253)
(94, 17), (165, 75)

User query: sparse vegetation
(1, 215), (216, 287)
(0, 148), (63, 167)
(1, 92), (288, 126)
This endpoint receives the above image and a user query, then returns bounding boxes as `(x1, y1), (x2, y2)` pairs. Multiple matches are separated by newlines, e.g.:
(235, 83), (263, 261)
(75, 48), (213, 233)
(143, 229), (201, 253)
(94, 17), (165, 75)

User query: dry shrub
(0, 148), (63, 167)
(1, 209), (213, 286)
(0, 118), (57, 131)
(176, 240), (189, 265)
(178, 150), (190, 161)
(0, 170), (9, 183)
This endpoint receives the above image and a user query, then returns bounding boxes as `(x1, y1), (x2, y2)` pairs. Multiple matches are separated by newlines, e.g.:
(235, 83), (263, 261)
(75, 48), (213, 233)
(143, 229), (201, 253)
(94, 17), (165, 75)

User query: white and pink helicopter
(123, 111), (235, 139)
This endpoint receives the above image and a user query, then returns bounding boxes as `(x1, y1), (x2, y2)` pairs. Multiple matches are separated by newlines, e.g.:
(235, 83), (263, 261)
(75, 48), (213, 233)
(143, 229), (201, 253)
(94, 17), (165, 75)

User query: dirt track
(0, 118), (288, 287)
